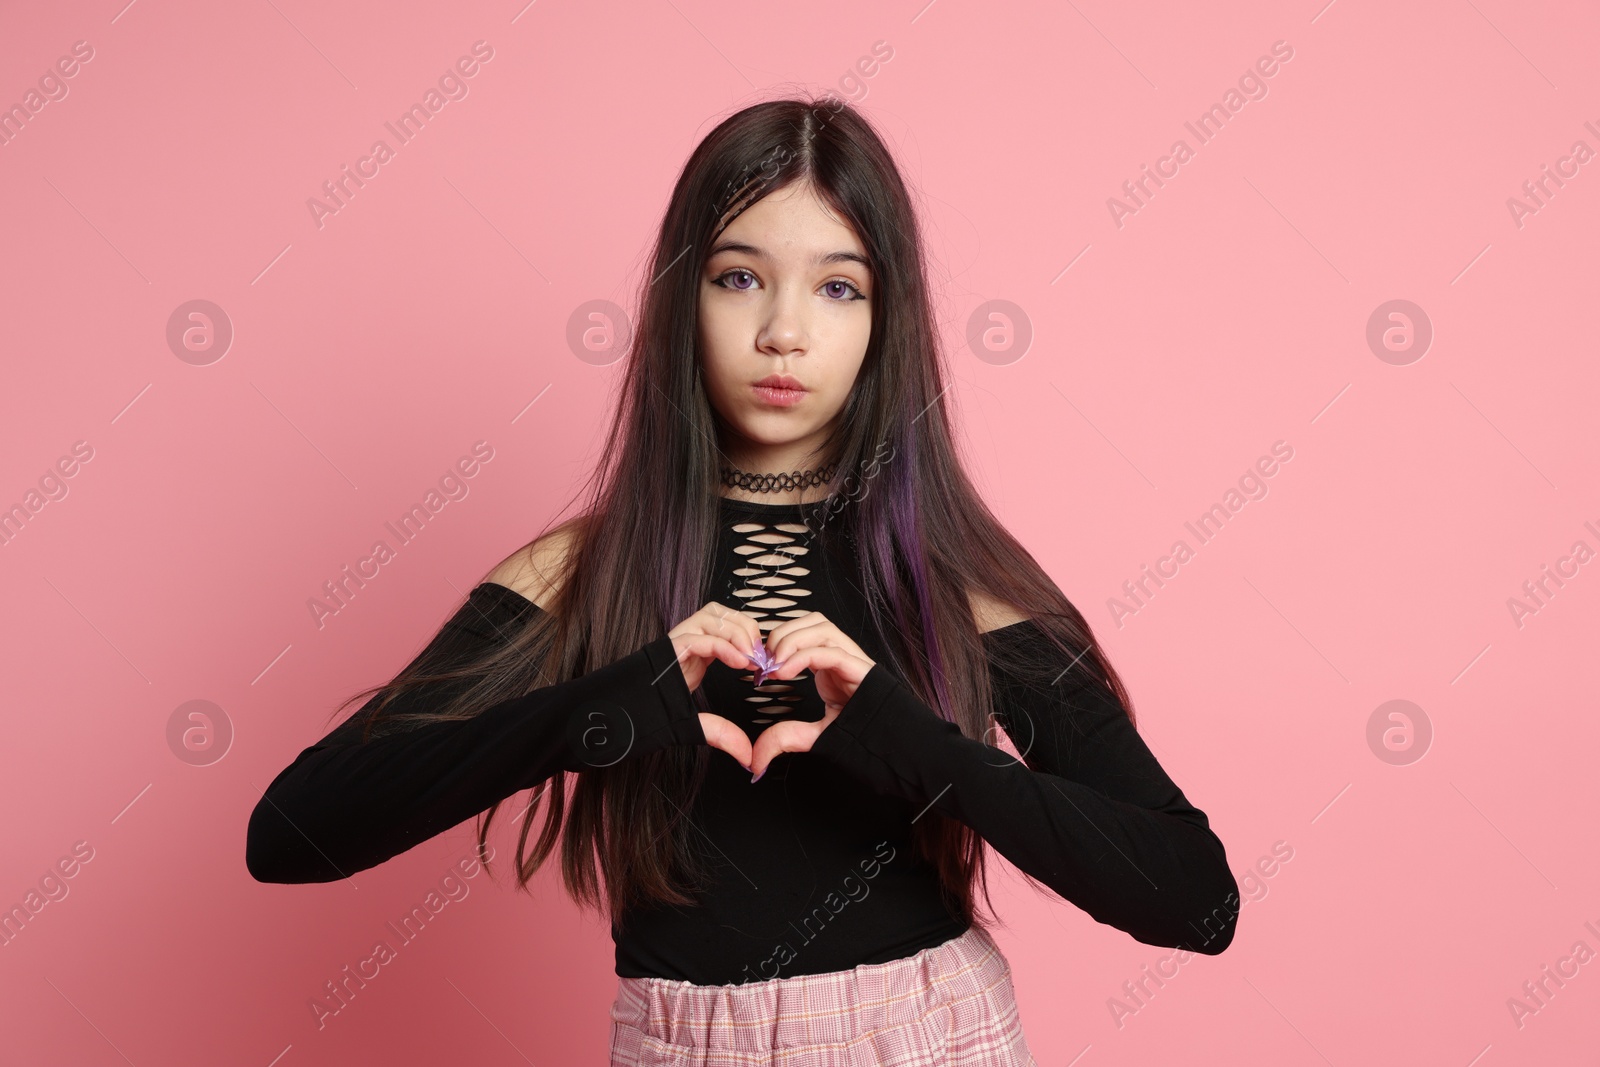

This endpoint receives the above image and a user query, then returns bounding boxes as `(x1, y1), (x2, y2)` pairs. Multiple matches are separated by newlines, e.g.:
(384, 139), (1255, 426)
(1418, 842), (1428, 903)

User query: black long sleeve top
(246, 495), (1239, 984)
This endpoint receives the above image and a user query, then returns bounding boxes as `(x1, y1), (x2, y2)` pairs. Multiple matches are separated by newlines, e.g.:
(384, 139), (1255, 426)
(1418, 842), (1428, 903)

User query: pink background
(2, 0), (1597, 1063)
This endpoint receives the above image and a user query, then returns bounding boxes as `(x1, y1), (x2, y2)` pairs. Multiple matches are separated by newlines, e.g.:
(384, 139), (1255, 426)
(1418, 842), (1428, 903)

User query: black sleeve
(245, 583), (705, 884)
(807, 620), (1240, 954)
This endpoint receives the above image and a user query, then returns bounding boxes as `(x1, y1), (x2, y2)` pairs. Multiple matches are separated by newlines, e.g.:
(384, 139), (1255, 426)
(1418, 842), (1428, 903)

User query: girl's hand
(668, 602), (763, 772)
(748, 612), (876, 782)
(668, 601), (764, 690)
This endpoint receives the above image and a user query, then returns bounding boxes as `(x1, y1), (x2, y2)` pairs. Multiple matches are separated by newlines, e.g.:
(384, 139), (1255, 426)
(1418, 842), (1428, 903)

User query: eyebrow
(706, 240), (871, 272)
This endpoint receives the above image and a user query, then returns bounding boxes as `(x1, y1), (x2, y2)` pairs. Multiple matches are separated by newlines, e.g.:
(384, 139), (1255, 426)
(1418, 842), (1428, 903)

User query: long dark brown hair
(333, 95), (1137, 933)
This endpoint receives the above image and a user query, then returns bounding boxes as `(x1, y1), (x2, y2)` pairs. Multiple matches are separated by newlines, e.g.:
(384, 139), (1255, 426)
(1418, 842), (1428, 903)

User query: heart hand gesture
(747, 612), (876, 782)
(667, 605), (876, 783)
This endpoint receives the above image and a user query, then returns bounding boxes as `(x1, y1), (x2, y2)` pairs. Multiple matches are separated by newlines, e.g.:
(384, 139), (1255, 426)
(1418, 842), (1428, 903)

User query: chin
(734, 417), (812, 445)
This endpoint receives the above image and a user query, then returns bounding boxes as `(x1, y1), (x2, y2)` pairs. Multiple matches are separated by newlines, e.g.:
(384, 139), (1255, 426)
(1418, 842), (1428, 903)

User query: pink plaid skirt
(608, 924), (1038, 1066)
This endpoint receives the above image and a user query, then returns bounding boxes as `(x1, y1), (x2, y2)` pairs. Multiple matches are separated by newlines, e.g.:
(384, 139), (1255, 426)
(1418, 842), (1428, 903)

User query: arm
(807, 620), (1239, 954)
(245, 583), (704, 884)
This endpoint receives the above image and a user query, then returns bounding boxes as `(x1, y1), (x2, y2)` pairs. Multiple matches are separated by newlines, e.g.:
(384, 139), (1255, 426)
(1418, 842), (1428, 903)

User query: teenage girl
(248, 96), (1239, 1066)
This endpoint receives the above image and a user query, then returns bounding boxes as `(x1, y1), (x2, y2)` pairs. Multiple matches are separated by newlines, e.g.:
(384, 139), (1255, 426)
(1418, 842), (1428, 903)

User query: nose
(755, 289), (808, 358)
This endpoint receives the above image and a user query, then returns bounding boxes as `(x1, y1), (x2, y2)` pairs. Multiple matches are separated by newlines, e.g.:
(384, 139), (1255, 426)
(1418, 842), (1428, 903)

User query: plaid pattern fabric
(609, 925), (1038, 1066)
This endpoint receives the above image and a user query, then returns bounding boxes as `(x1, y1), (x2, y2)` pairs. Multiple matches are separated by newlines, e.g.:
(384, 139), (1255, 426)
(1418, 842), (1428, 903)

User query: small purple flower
(747, 641), (781, 686)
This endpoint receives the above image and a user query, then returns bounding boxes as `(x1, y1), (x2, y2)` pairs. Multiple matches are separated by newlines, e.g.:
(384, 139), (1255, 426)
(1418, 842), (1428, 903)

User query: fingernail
(750, 769), (764, 783)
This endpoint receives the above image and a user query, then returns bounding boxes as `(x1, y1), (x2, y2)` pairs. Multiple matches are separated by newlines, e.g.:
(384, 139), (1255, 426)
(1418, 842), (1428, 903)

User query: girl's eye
(822, 279), (867, 301)
(715, 269), (758, 291)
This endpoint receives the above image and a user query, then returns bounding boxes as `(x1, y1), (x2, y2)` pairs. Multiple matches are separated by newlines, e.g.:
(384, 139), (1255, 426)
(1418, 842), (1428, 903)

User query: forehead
(712, 182), (866, 262)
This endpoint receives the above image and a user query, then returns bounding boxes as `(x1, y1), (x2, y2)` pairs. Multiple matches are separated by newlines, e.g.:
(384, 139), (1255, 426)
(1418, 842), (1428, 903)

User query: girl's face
(697, 180), (873, 468)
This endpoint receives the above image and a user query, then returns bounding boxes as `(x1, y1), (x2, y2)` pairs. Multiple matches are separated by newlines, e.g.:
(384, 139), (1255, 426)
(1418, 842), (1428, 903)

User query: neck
(720, 484), (829, 506)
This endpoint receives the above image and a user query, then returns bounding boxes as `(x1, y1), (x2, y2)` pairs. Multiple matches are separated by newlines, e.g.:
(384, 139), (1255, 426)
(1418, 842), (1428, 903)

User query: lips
(751, 374), (807, 408)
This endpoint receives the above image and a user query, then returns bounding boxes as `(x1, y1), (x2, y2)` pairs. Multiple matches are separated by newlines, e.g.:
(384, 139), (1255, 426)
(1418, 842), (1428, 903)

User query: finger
(768, 630), (870, 671)
(699, 712), (750, 763)
(772, 644), (871, 685)
(760, 612), (822, 655)
(712, 601), (764, 643)
(767, 620), (867, 668)
(749, 721), (810, 782)
(723, 718), (755, 768)
(674, 633), (759, 674)
(700, 603), (764, 656)
(698, 713), (753, 770)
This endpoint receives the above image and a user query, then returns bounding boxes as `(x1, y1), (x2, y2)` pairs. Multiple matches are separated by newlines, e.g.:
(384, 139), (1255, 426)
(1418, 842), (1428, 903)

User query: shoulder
(485, 519), (584, 611)
(967, 588), (1030, 635)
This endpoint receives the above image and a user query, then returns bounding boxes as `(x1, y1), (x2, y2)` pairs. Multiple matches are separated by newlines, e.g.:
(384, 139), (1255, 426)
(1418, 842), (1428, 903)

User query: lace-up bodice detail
(701, 496), (865, 733)
(727, 513), (817, 722)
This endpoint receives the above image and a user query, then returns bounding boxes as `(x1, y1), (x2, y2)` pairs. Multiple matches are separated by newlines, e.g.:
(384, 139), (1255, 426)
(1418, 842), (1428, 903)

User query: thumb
(698, 713), (752, 770)
(749, 727), (800, 783)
